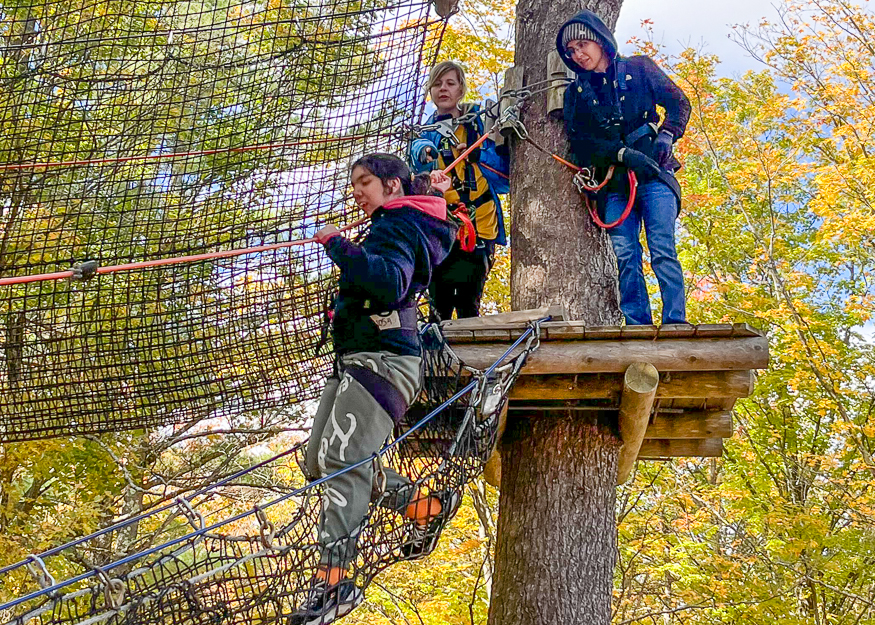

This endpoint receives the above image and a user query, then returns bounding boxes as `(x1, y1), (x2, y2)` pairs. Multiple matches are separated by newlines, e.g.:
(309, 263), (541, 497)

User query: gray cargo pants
(305, 351), (422, 568)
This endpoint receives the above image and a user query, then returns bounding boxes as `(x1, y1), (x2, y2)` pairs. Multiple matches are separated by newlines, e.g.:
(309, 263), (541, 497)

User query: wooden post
(546, 50), (574, 118)
(616, 362), (659, 484)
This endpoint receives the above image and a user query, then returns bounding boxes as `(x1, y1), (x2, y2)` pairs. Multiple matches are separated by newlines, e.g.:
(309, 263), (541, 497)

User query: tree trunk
(489, 1), (624, 624)
(509, 0), (622, 321)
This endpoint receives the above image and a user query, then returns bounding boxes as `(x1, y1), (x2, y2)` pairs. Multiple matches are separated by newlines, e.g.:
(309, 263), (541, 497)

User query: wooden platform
(442, 309), (769, 484)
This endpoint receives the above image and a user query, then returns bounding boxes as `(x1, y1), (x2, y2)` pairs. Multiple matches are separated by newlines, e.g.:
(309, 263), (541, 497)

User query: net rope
(0, 0), (446, 440)
(0, 320), (545, 625)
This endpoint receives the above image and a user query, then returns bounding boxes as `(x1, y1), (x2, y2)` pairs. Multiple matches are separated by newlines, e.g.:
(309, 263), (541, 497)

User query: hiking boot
(289, 578), (363, 625)
(400, 489), (462, 560)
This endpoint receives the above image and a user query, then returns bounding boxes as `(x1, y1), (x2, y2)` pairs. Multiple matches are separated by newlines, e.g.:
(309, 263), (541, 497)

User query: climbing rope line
(0, 445), (305, 579)
(0, 135), (394, 172)
(2, 319), (546, 625)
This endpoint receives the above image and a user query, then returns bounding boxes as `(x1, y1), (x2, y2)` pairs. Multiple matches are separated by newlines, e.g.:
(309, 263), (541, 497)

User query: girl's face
(566, 39), (608, 73)
(429, 70), (464, 115)
(350, 166), (403, 215)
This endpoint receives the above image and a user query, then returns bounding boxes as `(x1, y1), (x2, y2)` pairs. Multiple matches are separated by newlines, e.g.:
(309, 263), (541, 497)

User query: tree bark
(489, 414), (621, 625)
(509, 0), (623, 322)
(489, 1), (624, 624)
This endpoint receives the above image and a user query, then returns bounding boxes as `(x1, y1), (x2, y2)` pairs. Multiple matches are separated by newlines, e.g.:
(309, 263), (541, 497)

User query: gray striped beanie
(561, 22), (602, 49)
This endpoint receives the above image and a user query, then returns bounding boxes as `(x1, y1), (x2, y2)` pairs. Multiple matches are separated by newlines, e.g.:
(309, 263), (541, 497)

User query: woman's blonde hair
(425, 61), (467, 100)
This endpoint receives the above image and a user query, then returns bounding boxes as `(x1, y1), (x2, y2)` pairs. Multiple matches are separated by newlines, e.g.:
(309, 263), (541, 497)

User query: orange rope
(441, 131), (492, 173)
(0, 218), (368, 286)
(479, 162), (508, 180)
(0, 129), (499, 287)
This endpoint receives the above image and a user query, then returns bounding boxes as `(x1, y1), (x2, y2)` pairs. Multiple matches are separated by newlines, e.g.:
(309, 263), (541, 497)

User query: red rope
(584, 170), (637, 229)
(521, 135), (638, 228)
(451, 204), (477, 252)
(0, 218), (368, 287)
(479, 162), (509, 180)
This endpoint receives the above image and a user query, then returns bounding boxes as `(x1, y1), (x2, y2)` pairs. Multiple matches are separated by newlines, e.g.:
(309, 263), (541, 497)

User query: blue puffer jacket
(324, 196), (457, 357)
(407, 103), (510, 246)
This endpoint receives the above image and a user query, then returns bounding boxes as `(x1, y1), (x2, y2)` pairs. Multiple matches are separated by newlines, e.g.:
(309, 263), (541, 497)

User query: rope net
(0, 322), (542, 625)
(0, 0), (445, 440)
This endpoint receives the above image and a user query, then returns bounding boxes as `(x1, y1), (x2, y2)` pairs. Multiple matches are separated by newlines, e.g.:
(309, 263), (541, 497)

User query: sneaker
(289, 578), (364, 625)
(400, 489), (462, 560)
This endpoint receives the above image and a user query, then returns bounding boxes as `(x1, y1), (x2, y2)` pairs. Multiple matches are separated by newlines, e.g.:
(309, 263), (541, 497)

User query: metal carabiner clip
(572, 169), (597, 194)
(433, 118), (460, 146)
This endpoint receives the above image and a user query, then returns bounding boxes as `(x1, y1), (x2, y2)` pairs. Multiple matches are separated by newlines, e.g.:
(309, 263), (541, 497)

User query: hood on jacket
(372, 197), (458, 271)
(556, 9), (618, 74)
(383, 195), (448, 221)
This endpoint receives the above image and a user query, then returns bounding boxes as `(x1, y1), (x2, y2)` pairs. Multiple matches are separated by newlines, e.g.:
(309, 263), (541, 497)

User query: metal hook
(93, 565), (127, 610)
(176, 496), (205, 531)
(25, 554), (55, 589)
(254, 506), (275, 550)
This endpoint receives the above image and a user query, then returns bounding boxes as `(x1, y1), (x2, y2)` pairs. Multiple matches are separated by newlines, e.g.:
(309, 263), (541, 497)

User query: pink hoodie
(382, 195), (447, 221)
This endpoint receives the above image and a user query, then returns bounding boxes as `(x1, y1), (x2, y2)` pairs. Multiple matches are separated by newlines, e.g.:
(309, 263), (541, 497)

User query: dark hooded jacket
(324, 195), (457, 357)
(557, 9), (691, 204)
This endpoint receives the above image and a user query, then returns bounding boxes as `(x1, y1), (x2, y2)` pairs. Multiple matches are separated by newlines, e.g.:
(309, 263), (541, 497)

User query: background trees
(3, 0), (875, 622)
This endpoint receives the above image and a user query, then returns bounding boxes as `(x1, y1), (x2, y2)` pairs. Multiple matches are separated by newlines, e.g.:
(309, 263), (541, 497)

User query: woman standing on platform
(556, 10), (691, 326)
(408, 61), (510, 320)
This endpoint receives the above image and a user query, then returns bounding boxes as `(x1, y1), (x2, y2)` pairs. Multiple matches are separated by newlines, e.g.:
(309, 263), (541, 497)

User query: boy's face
(565, 39), (606, 72)
(351, 166), (402, 216)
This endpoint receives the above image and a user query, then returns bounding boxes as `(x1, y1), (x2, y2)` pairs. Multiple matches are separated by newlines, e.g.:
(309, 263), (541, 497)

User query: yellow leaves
(437, 0), (515, 97)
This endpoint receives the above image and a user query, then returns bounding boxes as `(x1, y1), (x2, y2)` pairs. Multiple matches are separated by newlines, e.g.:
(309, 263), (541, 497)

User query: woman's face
(350, 166), (402, 215)
(429, 70), (464, 114)
(566, 39), (608, 73)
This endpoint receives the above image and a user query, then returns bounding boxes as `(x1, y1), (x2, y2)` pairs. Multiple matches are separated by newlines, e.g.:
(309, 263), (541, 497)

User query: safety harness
(432, 113), (496, 252)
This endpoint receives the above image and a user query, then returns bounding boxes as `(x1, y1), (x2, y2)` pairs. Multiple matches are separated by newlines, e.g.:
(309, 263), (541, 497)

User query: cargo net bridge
(0, 0), (447, 440)
(0, 321), (543, 625)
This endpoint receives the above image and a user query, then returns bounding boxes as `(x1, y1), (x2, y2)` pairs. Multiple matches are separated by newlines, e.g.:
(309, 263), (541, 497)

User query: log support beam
(616, 363), (659, 484)
(453, 336), (769, 374)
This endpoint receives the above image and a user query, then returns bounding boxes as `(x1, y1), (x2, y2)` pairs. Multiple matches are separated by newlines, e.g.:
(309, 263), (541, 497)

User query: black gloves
(653, 130), (674, 167)
(419, 145), (437, 164)
(618, 147), (661, 178)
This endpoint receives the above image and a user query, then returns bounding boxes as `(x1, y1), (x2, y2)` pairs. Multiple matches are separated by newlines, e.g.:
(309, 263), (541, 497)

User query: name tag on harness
(370, 311), (402, 331)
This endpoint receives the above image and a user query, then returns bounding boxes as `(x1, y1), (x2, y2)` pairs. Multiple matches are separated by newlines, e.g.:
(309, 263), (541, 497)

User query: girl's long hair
(351, 153), (432, 196)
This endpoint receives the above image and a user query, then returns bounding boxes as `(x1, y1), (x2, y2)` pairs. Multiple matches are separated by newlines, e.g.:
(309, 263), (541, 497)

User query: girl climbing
(408, 61), (510, 320)
(557, 10), (691, 326)
(291, 154), (461, 625)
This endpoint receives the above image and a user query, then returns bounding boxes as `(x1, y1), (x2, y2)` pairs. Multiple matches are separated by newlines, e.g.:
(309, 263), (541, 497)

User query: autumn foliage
(2, 0), (875, 623)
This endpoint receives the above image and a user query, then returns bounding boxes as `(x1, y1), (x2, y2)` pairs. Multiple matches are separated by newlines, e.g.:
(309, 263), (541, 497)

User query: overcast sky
(613, 0), (780, 75)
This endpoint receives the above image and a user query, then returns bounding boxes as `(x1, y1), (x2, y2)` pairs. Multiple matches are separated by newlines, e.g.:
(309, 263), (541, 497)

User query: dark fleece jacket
(557, 9), (691, 199)
(324, 196), (456, 357)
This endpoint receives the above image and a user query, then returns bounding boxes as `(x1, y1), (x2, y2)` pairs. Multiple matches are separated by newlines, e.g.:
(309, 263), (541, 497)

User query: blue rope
(1, 319), (546, 614)
(0, 444), (303, 578)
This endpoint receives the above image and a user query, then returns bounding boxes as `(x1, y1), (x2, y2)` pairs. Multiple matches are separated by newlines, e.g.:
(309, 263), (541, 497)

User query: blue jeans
(604, 180), (686, 325)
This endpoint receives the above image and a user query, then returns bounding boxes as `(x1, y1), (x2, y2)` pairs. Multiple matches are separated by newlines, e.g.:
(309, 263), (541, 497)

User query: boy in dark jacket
(291, 154), (460, 625)
(558, 10), (691, 325)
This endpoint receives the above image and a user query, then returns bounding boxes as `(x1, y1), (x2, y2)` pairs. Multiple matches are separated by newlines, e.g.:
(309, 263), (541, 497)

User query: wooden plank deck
(436, 314), (769, 480)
